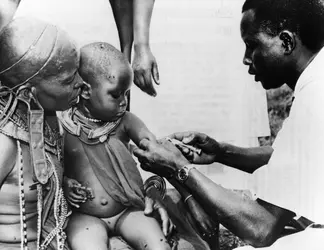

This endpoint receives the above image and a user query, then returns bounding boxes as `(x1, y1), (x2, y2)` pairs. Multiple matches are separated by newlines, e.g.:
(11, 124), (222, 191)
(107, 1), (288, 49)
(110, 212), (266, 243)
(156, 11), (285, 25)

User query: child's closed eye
(110, 92), (121, 99)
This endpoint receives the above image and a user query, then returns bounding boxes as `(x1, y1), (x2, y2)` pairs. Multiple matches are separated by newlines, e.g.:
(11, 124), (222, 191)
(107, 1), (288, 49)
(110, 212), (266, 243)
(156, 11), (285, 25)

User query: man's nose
(243, 51), (252, 66)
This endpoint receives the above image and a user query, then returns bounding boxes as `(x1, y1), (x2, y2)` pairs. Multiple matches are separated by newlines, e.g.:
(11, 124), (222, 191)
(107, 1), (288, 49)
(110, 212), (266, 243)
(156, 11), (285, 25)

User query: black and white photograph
(0, 0), (323, 249)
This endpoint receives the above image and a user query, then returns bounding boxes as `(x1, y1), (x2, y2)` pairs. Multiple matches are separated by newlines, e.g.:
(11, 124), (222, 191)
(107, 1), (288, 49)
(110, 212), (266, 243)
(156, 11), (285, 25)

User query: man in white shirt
(133, 0), (324, 248)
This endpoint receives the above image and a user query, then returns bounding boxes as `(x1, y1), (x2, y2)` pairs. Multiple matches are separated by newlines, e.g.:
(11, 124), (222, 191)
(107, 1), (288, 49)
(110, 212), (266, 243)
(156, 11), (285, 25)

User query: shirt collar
(294, 48), (324, 97)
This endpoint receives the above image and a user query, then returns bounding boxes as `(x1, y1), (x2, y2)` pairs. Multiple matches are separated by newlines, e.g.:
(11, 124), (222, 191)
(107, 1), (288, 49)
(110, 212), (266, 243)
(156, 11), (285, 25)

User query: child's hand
(63, 177), (92, 208)
(144, 196), (175, 237)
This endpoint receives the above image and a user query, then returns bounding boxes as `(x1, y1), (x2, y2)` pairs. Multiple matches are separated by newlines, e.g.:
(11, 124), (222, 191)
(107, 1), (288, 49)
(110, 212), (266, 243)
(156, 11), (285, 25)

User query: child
(59, 42), (172, 250)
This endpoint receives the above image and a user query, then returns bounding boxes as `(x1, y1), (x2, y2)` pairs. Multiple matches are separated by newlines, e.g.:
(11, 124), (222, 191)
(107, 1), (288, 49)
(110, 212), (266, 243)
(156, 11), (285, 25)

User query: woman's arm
(132, 0), (160, 96)
(109, 0), (133, 62)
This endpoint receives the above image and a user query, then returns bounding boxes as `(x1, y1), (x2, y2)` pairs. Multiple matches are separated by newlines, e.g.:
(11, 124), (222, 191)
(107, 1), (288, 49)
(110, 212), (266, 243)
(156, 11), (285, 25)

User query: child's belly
(69, 167), (127, 218)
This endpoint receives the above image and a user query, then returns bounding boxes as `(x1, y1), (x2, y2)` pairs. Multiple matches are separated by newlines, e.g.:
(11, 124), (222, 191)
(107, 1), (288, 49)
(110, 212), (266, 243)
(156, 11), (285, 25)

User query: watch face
(178, 168), (187, 181)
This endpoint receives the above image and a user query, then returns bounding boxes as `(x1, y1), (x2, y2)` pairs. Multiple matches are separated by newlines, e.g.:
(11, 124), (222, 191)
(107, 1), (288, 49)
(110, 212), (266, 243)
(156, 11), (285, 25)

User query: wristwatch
(176, 164), (196, 183)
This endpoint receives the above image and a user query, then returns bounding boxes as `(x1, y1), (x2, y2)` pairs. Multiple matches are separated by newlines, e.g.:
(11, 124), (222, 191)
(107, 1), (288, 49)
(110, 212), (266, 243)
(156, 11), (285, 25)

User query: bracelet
(184, 194), (193, 203)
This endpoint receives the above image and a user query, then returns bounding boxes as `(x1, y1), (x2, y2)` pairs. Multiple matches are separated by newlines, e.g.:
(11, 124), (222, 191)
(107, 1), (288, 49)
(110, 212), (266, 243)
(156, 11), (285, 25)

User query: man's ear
(279, 30), (296, 55)
(81, 81), (92, 100)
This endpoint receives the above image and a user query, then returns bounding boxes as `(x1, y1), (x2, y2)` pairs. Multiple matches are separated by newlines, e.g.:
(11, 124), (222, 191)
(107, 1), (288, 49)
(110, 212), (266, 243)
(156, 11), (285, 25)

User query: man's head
(79, 42), (133, 122)
(0, 17), (82, 111)
(241, 0), (324, 90)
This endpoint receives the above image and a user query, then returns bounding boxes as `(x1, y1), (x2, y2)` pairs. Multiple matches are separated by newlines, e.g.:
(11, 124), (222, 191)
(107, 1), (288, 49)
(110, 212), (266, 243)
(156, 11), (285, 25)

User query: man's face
(240, 9), (288, 90)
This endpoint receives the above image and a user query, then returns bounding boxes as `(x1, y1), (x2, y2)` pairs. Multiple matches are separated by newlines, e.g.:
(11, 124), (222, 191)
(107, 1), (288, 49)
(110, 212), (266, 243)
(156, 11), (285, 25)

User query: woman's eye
(64, 72), (76, 85)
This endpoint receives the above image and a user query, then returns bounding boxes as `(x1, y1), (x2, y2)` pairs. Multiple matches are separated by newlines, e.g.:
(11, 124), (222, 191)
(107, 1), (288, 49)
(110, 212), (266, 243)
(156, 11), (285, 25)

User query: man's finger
(182, 133), (196, 145)
(168, 132), (183, 141)
(133, 148), (152, 165)
(140, 163), (151, 172)
(168, 131), (193, 143)
(139, 138), (150, 149)
(176, 144), (190, 155)
(133, 147), (144, 158)
(198, 222), (210, 239)
(152, 61), (160, 85)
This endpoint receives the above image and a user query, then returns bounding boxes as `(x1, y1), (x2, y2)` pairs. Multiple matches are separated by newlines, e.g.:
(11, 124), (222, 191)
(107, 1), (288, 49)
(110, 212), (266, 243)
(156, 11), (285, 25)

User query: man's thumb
(182, 134), (195, 144)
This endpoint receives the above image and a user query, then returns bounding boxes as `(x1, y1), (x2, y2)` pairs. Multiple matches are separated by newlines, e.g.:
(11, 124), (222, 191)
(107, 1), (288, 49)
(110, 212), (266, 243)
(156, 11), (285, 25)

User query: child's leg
(115, 208), (171, 250)
(66, 212), (110, 250)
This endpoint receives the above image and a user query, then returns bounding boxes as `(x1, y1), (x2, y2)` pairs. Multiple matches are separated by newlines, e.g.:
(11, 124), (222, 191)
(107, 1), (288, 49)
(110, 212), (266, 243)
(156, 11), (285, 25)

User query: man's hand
(185, 195), (218, 240)
(63, 177), (92, 208)
(132, 45), (160, 97)
(169, 131), (222, 164)
(133, 138), (190, 178)
(144, 196), (175, 236)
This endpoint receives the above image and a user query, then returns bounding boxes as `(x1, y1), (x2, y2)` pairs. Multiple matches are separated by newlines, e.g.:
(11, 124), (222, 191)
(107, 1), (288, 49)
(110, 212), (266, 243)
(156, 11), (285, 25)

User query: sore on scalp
(78, 42), (130, 86)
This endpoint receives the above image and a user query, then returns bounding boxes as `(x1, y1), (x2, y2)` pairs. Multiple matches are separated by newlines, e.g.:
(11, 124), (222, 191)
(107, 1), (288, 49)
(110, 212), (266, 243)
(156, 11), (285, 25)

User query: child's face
(87, 67), (133, 122)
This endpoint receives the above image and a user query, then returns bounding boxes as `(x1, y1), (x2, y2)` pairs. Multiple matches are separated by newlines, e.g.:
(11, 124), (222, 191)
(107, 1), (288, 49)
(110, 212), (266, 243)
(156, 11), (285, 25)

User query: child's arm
(123, 112), (156, 146)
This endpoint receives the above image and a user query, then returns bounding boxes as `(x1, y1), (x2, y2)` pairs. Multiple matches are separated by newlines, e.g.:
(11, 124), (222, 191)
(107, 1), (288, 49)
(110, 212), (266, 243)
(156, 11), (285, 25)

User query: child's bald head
(79, 42), (132, 87)
(78, 42), (132, 122)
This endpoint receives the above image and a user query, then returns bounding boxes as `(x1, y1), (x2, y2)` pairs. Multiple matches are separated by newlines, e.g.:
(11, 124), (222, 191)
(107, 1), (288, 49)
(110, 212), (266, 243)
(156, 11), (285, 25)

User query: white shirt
(254, 48), (324, 223)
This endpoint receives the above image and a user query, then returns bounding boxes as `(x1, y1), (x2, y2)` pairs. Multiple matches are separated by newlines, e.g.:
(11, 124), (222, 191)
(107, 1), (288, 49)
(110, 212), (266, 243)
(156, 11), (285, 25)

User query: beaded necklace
(76, 110), (103, 123)
(17, 123), (68, 250)
(17, 141), (28, 250)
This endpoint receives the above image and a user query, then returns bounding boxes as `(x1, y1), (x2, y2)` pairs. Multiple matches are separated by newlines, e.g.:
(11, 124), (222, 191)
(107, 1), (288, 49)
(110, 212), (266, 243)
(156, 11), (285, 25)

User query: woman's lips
(68, 88), (81, 107)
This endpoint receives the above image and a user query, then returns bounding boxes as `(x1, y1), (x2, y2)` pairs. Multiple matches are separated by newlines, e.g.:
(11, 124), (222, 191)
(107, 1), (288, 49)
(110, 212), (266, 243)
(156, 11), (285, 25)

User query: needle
(166, 137), (202, 155)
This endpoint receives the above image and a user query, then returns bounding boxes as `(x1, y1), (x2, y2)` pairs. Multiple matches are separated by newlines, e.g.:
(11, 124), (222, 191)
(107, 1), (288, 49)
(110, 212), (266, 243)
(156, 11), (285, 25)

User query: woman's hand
(132, 45), (160, 97)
